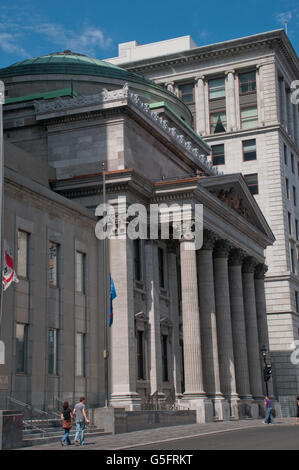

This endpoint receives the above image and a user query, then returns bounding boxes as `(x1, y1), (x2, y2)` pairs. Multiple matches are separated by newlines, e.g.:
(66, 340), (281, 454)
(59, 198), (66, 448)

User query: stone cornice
(119, 30), (299, 75)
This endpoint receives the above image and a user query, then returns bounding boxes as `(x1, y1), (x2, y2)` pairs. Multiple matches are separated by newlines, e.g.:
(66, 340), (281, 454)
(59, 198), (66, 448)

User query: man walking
(73, 397), (90, 445)
(264, 396), (274, 424)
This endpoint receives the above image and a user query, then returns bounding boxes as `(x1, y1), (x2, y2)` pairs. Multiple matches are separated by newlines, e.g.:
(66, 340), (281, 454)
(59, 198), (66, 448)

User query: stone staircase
(22, 418), (111, 447)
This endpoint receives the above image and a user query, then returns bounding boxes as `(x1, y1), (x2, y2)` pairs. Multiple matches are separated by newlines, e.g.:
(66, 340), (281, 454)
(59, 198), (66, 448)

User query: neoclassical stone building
(0, 52), (278, 420)
(106, 29), (299, 415)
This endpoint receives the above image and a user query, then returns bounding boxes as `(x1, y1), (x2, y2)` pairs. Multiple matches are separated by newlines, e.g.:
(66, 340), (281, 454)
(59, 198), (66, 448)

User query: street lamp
(260, 345), (272, 396)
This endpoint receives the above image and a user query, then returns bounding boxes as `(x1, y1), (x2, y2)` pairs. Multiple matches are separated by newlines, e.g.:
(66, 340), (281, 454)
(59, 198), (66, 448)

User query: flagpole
(0, 81), (5, 340)
(102, 162), (109, 408)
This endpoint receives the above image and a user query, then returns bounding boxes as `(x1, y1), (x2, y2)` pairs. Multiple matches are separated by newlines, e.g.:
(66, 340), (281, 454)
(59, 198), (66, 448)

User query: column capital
(254, 263), (268, 279)
(228, 248), (246, 266)
(213, 240), (232, 259)
(167, 239), (179, 254)
(195, 74), (205, 82)
(242, 256), (258, 274)
(201, 229), (218, 250)
(225, 69), (235, 76)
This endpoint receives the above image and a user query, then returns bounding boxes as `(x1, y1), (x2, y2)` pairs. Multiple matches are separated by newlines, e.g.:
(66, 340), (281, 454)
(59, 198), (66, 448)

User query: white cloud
(32, 23), (112, 56)
(0, 5), (113, 59)
(0, 32), (28, 57)
(276, 11), (293, 24)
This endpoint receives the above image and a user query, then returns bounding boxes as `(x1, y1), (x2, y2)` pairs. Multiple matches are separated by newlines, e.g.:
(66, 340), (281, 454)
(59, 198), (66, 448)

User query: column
(287, 87), (295, 139)
(213, 240), (239, 416)
(225, 70), (237, 131)
(167, 242), (182, 396)
(280, 77), (287, 129)
(109, 237), (141, 410)
(165, 81), (175, 95)
(256, 65), (265, 126)
(144, 240), (164, 399)
(180, 239), (213, 422)
(228, 249), (252, 400)
(194, 75), (206, 135)
(254, 264), (274, 398)
(180, 239), (205, 397)
(293, 103), (299, 148)
(197, 231), (230, 421)
(242, 257), (264, 401)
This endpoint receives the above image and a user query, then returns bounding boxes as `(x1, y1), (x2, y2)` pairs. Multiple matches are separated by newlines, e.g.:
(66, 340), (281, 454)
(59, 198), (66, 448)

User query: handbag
(62, 419), (72, 429)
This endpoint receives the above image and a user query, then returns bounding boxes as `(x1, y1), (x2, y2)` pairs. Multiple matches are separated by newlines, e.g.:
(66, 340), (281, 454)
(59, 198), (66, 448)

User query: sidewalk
(18, 417), (296, 450)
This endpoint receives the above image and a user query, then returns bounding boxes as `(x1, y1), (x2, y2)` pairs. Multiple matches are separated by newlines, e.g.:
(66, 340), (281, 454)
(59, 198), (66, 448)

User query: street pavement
(17, 417), (299, 450)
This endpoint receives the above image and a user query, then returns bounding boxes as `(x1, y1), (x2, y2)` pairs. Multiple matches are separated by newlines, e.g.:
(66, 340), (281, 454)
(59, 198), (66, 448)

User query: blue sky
(0, 0), (298, 68)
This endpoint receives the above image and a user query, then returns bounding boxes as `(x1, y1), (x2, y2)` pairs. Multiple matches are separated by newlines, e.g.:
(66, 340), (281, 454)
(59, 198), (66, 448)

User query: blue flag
(109, 276), (117, 327)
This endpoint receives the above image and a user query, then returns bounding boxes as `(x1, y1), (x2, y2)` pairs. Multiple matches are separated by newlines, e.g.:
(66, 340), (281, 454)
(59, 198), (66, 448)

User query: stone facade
(0, 53), (278, 420)
(106, 29), (299, 415)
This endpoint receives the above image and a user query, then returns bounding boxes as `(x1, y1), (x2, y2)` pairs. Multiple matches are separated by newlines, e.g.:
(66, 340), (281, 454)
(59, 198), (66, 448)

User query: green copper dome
(0, 50), (157, 87)
(0, 51), (193, 125)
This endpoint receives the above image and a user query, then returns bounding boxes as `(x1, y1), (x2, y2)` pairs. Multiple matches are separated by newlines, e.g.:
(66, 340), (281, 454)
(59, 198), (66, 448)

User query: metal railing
(6, 396), (61, 437)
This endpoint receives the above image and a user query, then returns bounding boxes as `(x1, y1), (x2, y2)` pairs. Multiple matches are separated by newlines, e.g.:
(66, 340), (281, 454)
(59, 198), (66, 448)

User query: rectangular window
(134, 239), (142, 281)
(158, 247), (165, 289)
(211, 144), (225, 165)
(296, 219), (298, 240)
(16, 323), (28, 374)
(296, 291), (299, 313)
(243, 139), (257, 161)
(162, 335), (169, 382)
(17, 230), (29, 278)
(291, 154), (295, 173)
(294, 186), (297, 206)
(210, 111), (227, 134)
(244, 174), (259, 195)
(288, 212), (292, 234)
(286, 178), (290, 199)
(239, 71), (256, 94)
(284, 144), (288, 165)
(209, 77), (225, 100)
(48, 329), (58, 375)
(49, 241), (58, 287)
(241, 106), (258, 129)
(76, 333), (85, 377)
(76, 251), (85, 293)
(179, 83), (194, 104)
(137, 330), (145, 380)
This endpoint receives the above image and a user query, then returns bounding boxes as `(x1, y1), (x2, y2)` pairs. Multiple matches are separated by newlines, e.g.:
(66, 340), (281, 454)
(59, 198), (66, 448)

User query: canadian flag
(2, 244), (19, 291)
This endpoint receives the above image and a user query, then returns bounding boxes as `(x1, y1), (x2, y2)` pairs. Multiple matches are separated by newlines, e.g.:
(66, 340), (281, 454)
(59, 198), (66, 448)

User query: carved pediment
(211, 187), (250, 221)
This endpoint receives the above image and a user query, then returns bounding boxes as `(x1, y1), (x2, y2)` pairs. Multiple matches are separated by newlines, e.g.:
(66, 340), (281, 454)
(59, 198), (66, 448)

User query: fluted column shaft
(213, 241), (238, 400)
(197, 231), (222, 398)
(242, 258), (264, 399)
(195, 76), (206, 135)
(228, 250), (252, 400)
(167, 245), (182, 396)
(226, 70), (237, 131)
(180, 240), (206, 397)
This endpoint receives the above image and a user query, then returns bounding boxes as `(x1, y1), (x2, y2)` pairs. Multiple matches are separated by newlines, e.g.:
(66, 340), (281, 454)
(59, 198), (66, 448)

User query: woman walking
(61, 401), (73, 446)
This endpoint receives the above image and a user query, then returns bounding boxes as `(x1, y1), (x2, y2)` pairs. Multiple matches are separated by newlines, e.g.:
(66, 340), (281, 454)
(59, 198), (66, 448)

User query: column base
(212, 397), (230, 421)
(109, 393), (141, 411)
(237, 399), (259, 419)
(180, 395), (214, 423)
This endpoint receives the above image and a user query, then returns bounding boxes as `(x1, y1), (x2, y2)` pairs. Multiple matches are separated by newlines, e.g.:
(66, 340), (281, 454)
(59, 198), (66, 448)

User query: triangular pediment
(200, 173), (274, 242)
